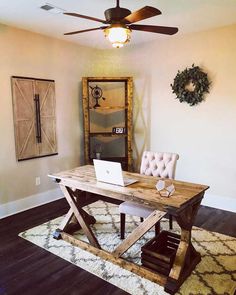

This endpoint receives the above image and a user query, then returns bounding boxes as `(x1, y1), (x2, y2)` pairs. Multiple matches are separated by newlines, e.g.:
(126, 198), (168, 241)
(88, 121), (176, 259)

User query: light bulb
(104, 26), (131, 48)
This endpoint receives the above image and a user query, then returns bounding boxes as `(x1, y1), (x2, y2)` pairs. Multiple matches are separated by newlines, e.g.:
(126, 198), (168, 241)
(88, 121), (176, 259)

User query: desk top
(49, 165), (209, 211)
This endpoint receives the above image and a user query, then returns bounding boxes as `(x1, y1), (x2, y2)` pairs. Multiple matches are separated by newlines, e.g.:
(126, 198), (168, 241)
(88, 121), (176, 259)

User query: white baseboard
(0, 188), (63, 219)
(202, 192), (236, 213)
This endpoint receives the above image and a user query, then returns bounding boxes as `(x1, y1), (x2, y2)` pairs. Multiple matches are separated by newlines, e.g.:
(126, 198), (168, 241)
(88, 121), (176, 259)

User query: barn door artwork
(35, 80), (57, 156)
(11, 76), (57, 161)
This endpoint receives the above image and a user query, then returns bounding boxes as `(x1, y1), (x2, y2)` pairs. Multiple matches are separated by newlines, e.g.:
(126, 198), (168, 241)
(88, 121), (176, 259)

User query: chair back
(140, 151), (179, 179)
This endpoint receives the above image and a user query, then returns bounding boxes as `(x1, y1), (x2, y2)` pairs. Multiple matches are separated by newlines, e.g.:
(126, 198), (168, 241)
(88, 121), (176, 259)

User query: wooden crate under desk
(141, 231), (180, 276)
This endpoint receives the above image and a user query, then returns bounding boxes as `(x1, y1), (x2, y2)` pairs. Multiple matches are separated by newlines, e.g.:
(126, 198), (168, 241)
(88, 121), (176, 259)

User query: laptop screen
(93, 159), (138, 187)
(93, 159), (125, 186)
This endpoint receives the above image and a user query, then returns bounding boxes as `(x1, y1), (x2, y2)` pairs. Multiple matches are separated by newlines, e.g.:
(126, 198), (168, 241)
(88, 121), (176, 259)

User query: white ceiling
(0, 0), (236, 49)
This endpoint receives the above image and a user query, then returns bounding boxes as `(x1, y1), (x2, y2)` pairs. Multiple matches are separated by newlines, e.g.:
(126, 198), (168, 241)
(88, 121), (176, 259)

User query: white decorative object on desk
(156, 179), (175, 197)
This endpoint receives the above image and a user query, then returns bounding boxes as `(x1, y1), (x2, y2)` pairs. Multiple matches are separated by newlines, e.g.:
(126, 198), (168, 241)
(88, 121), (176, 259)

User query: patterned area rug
(19, 201), (236, 295)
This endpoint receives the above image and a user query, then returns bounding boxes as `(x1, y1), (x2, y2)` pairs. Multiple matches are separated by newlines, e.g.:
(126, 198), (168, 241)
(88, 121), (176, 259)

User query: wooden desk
(49, 165), (209, 294)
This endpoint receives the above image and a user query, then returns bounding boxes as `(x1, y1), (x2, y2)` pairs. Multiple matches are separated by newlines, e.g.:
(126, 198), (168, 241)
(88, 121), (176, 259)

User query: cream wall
(91, 24), (236, 210)
(0, 24), (97, 210)
(149, 25), (236, 203)
(1, 23), (236, 216)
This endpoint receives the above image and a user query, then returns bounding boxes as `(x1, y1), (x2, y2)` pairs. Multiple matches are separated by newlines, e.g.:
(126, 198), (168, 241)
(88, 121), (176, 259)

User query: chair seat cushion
(119, 201), (154, 218)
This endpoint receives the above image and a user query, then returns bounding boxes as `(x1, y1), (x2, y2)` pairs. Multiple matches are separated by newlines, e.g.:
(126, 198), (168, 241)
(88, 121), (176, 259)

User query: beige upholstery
(119, 151), (179, 239)
(140, 151), (179, 179)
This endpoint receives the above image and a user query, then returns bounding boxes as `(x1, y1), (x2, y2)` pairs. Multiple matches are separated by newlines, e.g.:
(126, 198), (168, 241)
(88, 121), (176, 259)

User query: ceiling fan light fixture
(104, 25), (131, 48)
(63, 2), (178, 45)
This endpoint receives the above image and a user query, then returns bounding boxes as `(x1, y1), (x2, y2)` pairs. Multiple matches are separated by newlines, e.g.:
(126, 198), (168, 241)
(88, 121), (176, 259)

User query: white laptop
(93, 159), (138, 187)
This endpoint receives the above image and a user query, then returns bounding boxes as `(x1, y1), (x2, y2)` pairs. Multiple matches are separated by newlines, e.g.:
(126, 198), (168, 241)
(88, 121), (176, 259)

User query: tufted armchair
(119, 151), (179, 239)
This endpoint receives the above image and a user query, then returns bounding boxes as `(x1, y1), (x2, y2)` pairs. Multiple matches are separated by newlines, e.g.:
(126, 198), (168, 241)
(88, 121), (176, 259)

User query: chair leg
(120, 213), (126, 239)
(169, 214), (173, 230)
(140, 217), (144, 222)
(155, 222), (160, 236)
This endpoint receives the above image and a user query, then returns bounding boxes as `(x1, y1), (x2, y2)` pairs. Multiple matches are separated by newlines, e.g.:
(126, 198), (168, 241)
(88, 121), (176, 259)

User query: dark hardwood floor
(0, 198), (235, 295)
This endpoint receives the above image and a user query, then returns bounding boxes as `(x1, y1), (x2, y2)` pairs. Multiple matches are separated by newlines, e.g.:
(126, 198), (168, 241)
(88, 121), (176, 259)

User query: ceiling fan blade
(129, 24), (178, 35)
(64, 27), (107, 35)
(124, 6), (161, 24)
(64, 12), (107, 24)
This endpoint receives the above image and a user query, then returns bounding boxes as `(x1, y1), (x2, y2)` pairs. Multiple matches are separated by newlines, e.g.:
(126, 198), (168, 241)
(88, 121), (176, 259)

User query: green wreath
(171, 64), (210, 106)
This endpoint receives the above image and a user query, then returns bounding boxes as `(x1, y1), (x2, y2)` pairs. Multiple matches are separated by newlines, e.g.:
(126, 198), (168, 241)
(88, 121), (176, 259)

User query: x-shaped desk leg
(54, 185), (100, 249)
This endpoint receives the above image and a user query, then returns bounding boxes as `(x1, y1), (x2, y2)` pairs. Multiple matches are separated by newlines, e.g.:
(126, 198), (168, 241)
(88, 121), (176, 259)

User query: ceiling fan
(64, 0), (178, 48)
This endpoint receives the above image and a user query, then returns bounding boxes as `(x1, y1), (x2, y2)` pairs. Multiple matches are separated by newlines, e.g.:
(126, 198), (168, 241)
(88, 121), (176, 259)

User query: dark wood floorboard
(0, 198), (235, 295)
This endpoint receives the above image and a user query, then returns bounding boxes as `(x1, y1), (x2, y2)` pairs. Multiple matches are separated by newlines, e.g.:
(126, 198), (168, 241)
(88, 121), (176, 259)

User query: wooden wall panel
(35, 80), (57, 156)
(12, 78), (38, 159)
(11, 77), (57, 161)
